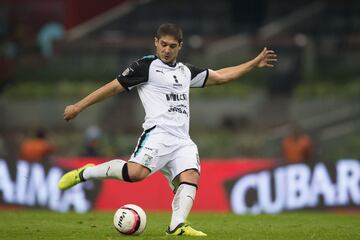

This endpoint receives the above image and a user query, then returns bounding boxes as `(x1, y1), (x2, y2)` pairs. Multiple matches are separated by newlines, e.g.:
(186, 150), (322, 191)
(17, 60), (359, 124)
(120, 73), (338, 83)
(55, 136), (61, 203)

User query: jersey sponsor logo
(168, 104), (188, 116)
(166, 93), (187, 101)
(156, 69), (164, 74)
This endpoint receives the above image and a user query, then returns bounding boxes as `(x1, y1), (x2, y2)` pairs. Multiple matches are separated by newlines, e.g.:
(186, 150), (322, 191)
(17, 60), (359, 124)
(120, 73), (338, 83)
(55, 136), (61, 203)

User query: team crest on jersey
(173, 75), (183, 87)
(179, 65), (186, 75)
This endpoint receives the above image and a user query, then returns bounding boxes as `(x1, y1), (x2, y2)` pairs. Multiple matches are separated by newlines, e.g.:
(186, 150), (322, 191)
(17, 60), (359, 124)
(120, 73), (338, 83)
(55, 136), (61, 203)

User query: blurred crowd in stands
(0, 0), (359, 163)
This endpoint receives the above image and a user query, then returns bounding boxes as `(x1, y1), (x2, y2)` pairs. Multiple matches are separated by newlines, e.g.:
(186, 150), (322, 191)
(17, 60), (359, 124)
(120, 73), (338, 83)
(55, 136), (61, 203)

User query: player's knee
(128, 173), (146, 182)
(179, 169), (200, 184)
(127, 162), (150, 182)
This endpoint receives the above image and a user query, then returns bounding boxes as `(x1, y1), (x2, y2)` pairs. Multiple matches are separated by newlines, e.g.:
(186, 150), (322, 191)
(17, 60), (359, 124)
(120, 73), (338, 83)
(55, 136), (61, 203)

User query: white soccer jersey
(117, 55), (208, 139)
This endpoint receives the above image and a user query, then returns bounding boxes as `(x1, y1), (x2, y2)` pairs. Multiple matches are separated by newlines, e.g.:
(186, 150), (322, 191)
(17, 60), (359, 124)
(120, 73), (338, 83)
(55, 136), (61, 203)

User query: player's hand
(64, 104), (81, 121)
(254, 47), (277, 68)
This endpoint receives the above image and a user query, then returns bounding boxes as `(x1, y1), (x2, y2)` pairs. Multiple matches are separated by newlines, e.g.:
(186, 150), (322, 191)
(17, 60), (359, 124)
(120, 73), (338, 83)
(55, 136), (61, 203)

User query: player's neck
(157, 55), (177, 67)
(166, 61), (177, 67)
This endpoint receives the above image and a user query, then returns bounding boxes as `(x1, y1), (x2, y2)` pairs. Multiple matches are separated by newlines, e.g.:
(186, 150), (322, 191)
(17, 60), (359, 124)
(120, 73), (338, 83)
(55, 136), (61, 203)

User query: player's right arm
(64, 79), (124, 121)
(64, 56), (153, 121)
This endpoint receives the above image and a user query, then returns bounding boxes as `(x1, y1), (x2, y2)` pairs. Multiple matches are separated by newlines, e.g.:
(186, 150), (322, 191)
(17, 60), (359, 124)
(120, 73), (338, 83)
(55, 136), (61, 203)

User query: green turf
(0, 210), (359, 239)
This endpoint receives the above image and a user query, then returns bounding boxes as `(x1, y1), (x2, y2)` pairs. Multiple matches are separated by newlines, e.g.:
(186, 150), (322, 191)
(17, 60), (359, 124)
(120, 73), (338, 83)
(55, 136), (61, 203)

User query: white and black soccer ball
(113, 204), (147, 235)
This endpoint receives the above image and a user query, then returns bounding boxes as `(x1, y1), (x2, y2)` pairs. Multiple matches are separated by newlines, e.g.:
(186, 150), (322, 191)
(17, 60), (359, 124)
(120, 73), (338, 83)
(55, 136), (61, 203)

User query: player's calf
(58, 160), (151, 191)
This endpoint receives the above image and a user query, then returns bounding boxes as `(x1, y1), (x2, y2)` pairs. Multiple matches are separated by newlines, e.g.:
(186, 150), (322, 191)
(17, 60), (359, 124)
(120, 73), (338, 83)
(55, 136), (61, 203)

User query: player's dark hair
(156, 23), (183, 43)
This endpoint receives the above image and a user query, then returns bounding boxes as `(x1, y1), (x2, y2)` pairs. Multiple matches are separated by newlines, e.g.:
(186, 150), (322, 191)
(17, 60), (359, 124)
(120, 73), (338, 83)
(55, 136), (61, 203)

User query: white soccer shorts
(129, 127), (200, 189)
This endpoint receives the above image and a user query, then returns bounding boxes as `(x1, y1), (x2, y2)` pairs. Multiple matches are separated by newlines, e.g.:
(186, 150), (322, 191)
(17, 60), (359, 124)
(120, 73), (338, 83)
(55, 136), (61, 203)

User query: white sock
(169, 183), (197, 231)
(83, 159), (126, 180)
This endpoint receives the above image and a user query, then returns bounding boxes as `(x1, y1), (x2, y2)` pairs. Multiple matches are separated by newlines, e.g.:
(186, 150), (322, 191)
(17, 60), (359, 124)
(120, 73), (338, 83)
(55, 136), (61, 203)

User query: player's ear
(179, 41), (183, 50)
(154, 37), (159, 47)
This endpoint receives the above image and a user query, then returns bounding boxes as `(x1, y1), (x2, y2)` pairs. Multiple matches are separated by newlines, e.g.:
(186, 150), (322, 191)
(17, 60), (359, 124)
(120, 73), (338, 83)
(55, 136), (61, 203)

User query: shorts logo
(143, 154), (153, 168)
(196, 153), (200, 168)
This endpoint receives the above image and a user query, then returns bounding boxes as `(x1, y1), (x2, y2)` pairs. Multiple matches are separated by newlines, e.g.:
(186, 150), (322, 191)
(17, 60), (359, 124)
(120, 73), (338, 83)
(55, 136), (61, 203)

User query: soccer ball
(113, 204), (147, 235)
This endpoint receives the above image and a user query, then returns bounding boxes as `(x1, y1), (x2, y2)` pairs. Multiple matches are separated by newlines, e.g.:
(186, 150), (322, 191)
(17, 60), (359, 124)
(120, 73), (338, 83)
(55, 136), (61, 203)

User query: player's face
(154, 35), (182, 64)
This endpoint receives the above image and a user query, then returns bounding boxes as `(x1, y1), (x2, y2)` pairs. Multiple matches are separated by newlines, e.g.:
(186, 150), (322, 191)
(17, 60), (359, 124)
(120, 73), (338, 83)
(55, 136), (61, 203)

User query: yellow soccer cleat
(58, 163), (95, 190)
(166, 223), (207, 237)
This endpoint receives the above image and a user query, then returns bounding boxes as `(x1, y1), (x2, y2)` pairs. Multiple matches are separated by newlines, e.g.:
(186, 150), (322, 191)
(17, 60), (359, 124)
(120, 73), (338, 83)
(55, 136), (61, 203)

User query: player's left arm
(206, 47), (277, 86)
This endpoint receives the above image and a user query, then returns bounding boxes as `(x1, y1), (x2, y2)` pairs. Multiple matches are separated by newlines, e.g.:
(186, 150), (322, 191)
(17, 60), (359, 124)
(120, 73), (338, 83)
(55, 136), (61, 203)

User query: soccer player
(58, 23), (277, 236)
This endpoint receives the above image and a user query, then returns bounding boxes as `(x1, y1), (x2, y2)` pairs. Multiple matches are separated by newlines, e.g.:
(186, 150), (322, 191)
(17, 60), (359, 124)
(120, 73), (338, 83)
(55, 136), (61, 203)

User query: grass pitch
(1, 210), (359, 240)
